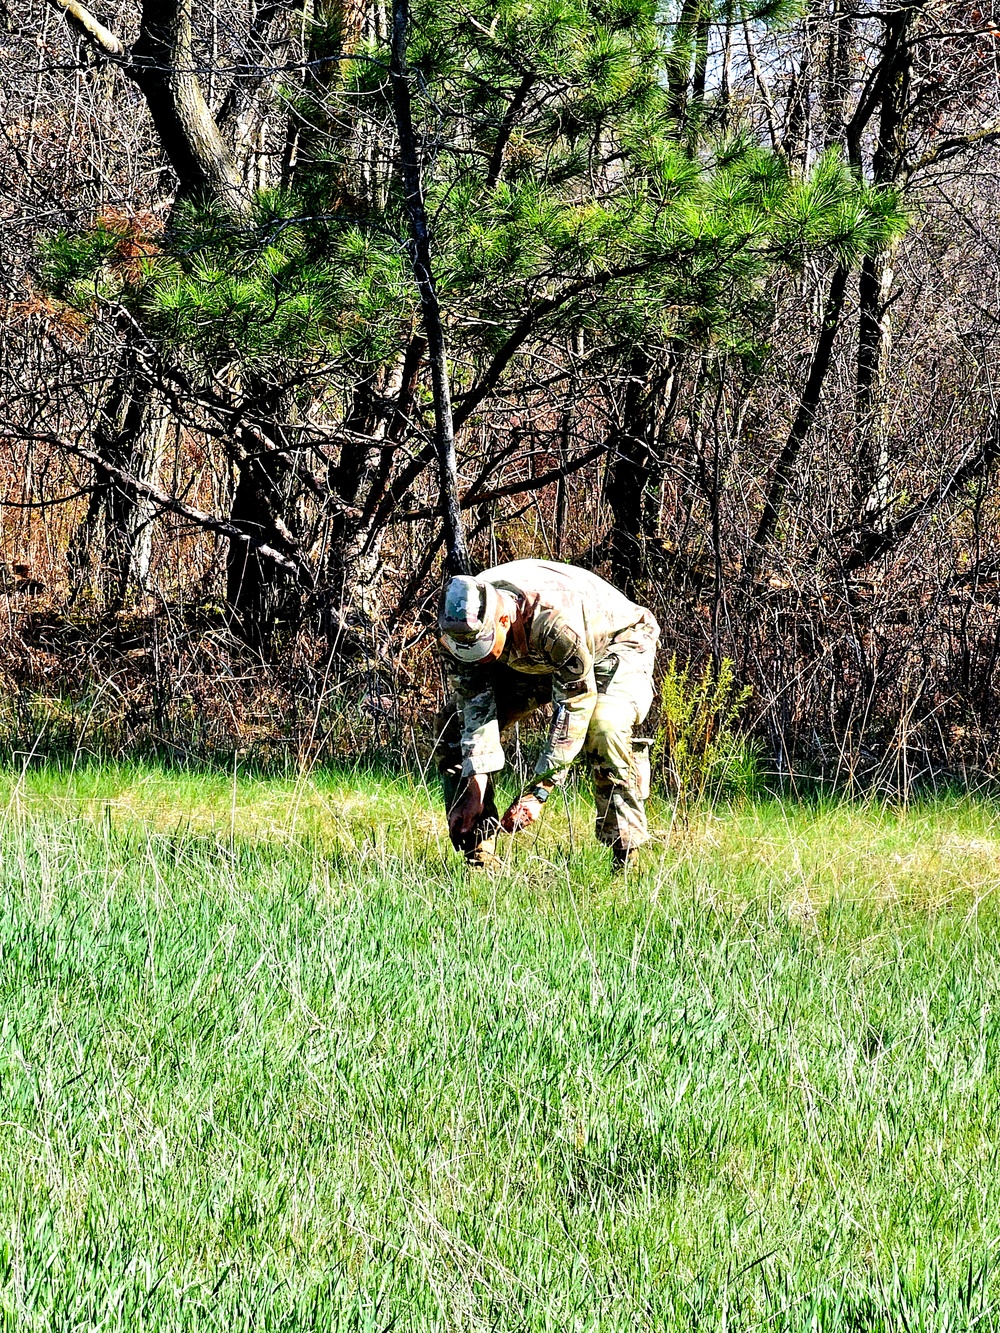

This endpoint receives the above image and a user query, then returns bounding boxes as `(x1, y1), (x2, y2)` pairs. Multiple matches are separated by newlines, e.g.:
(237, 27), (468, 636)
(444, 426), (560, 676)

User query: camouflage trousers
(436, 641), (656, 855)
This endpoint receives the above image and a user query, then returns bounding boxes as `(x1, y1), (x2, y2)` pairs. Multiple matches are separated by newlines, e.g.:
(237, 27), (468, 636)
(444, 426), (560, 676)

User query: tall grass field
(2, 760), (1000, 1329)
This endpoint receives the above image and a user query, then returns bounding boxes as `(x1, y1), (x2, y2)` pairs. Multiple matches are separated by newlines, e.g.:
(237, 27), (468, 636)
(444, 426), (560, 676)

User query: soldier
(435, 559), (659, 869)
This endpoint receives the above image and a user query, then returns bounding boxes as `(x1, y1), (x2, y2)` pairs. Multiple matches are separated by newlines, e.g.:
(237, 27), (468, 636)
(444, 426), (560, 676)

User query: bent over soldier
(435, 559), (659, 869)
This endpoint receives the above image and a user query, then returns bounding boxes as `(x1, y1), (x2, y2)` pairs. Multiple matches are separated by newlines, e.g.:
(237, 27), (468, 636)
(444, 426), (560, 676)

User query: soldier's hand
(448, 773), (488, 840)
(500, 793), (544, 833)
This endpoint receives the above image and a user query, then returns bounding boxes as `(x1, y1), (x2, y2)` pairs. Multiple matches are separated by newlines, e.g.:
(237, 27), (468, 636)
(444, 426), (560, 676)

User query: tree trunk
(225, 404), (306, 651)
(854, 246), (896, 524)
(823, 0), (853, 150)
(606, 349), (680, 597)
(62, 0), (251, 619)
(606, 351), (653, 595)
(666, 0), (701, 127)
(67, 358), (168, 610)
(283, 0), (419, 641)
(852, 6), (911, 528)
(783, 8), (817, 167)
(283, 0), (372, 196)
(389, 0), (471, 577)
(322, 336), (426, 638)
(753, 262), (849, 558)
(130, 0), (248, 217)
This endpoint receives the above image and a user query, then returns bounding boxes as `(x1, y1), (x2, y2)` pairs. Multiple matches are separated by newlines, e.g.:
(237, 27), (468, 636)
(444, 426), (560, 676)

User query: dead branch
(395, 443), (608, 520)
(6, 432), (315, 588)
(47, 0), (125, 57)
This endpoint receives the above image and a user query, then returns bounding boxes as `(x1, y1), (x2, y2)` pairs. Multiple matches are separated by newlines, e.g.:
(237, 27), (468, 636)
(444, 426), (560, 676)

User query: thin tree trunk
(284, 0), (371, 196)
(667, 0), (701, 126)
(67, 356), (168, 611)
(852, 6), (911, 526)
(823, 0), (852, 150)
(691, 12), (709, 107)
(389, 0), (471, 577)
(783, 11), (815, 167)
(753, 262), (849, 556)
(854, 246), (896, 523)
(606, 350), (653, 596)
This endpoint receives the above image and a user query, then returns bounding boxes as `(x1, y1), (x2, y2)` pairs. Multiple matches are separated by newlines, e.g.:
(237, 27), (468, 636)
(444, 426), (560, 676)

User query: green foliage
(39, 199), (413, 371)
(36, 0), (906, 397)
(655, 653), (757, 806)
(40, 221), (134, 303)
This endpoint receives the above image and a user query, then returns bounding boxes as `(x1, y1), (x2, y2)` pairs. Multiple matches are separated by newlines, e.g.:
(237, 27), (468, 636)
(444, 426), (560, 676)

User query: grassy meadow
(1, 759), (1000, 1328)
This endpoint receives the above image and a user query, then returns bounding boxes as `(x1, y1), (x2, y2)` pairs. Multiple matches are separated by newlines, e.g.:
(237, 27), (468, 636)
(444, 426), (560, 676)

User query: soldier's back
(483, 560), (646, 625)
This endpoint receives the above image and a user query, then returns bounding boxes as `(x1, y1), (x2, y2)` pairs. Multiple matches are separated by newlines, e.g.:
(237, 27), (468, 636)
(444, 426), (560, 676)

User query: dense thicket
(1, 0), (999, 784)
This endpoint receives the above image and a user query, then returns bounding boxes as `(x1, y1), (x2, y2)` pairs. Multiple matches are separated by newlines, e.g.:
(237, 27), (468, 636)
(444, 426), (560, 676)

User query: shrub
(654, 655), (757, 810)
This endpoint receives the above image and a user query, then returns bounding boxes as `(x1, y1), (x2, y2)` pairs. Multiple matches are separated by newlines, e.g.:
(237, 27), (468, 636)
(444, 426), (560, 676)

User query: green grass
(2, 760), (1000, 1329)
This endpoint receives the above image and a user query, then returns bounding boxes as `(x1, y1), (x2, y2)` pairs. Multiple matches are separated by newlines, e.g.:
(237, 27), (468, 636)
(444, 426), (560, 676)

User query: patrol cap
(439, 575), (501, 664)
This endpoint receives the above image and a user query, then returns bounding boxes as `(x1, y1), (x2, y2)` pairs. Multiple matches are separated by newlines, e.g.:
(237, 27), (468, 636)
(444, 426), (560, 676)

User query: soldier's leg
(586, 637), (656, 858)
(587, 695), (650, 851)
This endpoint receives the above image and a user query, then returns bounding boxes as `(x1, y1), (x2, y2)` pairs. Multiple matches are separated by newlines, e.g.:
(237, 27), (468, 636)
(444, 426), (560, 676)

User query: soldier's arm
(532, 621), (597, 784)
(450, 668), (505, 778)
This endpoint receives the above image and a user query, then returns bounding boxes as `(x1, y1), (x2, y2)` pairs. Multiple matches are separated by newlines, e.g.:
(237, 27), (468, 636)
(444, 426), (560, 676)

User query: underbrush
(0, 602), (439, 770)
(1, 764), (1000, 1327)
(5, 596), (1000, 801)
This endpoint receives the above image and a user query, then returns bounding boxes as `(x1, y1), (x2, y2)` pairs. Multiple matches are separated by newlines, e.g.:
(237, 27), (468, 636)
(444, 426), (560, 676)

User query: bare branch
(6, 432), (315, 588)
(47, 0), (125, 57)
(840, 423), (1000, 573)
(909, 126), (1000, 178)
(395, 443), (607, 520)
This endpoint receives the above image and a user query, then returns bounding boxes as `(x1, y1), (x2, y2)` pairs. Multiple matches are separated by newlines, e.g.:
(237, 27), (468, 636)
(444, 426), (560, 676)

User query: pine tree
(41, 0), (903, 638)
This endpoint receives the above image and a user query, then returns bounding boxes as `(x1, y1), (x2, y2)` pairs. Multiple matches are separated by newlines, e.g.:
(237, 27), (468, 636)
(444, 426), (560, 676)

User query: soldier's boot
(611, 842), (641, 873)
(457, 821), (501, 868)
(465, 837), (501, 869)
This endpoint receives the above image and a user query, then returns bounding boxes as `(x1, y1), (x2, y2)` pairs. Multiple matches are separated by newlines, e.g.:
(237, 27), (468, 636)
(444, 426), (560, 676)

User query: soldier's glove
(500, 784), (551, 833)
(447, 773), (488, 848)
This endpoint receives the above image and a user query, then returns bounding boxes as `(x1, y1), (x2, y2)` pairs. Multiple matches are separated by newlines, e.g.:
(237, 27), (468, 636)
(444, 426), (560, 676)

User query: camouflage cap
(439, 575), (501, 663)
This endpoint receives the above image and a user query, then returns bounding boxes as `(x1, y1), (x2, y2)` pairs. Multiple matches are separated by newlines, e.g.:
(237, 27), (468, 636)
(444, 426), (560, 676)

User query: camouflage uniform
(436, 560), (659, 854)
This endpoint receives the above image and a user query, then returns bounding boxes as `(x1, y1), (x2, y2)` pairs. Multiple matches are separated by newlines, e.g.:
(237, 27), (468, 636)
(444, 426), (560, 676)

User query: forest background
(2, 0), (999, 788)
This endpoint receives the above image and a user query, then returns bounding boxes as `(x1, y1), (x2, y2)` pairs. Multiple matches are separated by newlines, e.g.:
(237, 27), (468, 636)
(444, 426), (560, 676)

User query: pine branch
(484, 73), (536, 190)
(452, 256), (672, 431)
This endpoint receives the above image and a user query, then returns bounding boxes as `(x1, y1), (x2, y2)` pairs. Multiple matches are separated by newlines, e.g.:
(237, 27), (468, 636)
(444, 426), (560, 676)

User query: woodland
(1, 0), (999, 783)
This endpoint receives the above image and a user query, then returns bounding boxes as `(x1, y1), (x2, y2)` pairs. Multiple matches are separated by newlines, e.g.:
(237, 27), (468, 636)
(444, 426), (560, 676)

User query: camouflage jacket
(444, 560), (659, 782)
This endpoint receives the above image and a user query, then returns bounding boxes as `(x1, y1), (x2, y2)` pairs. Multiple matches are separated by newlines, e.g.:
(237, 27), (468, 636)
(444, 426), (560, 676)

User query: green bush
(654, 654), (758, 808)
